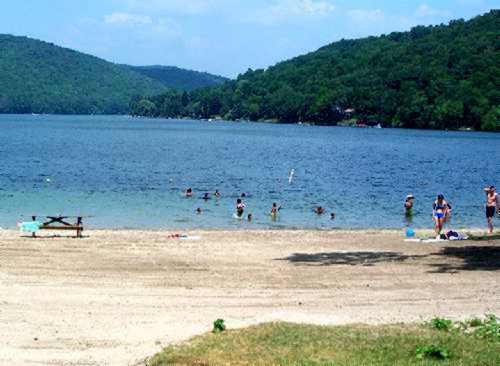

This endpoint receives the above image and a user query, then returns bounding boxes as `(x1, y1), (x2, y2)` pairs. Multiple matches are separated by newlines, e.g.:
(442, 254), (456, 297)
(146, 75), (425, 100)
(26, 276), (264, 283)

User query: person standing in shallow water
(404, 194), (415, 225)
(236, 198), (246, 218)
(485, 186), (499, 233)
(433, 194), (451, 236)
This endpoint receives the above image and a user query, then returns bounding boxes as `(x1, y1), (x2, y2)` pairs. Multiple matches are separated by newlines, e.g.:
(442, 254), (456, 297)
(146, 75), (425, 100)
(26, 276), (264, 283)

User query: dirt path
(0, 229), (498, 365)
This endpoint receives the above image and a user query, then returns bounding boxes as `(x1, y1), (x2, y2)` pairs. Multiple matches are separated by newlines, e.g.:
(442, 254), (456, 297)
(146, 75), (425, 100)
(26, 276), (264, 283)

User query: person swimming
(314, 206), (325, 215)
(247, 213), (252, 222)
(185, 188), (193, 197)
(330, 213), (336, 220)
(196, 207), (203, 214)
(241, 192), (247, 198)
(214, 190), (221, 198)
(236, 198), (246, 218)
(202, 192), (210, 200)
(433, 194), (451, 236)
(270, 202), (281, 217)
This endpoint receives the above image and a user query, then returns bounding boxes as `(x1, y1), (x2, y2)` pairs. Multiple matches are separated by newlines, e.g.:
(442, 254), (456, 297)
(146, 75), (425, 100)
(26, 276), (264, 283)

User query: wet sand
(0, 229), (499, 365)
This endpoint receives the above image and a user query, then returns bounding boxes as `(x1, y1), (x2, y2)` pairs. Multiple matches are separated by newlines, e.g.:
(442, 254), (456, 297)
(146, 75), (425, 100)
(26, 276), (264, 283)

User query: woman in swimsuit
(433, 194), (450, 235)
(270, 203), (281, 220)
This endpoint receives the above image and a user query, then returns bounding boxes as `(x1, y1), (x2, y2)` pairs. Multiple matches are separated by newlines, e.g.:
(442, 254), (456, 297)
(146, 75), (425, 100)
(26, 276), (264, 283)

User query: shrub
(430, 318), (453, 331)
(473, 314), (500, 342)
(213, 319), (226, 333)
(416, 345), (450, 360)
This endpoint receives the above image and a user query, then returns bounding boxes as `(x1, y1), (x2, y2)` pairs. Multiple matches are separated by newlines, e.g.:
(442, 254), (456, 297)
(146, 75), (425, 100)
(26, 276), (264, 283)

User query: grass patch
(146, 320), (500, 366)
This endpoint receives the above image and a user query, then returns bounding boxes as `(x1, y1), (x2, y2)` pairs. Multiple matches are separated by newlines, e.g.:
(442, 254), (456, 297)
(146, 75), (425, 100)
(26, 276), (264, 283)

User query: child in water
(270, 202), (281, 218)
(314, 206), (325, 215)
(236, 198), (246, 218)
(185, 188), (193, 197)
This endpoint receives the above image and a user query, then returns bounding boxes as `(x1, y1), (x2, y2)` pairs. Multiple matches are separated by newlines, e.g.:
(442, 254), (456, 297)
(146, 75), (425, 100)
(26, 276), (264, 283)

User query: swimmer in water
(404, 194), (415, 225)
(314, 206), (325, 215)
(433, 194), (451, 236)
(196, 207), (203, 214)
(270, 202), (281, 216)
(236, 198), (246, 218)
(241, 192), (247, 198)
(185, 188), (193, 197)
(202, 192), (210, 200)
(214, 190), (221, 198)
(247, 213), (252, 222)
(330, 213), (336, 220)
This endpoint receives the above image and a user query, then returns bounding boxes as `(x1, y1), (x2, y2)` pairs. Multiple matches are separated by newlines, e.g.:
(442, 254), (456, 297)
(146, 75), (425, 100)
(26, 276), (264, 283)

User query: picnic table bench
(31, 215), (88, 238)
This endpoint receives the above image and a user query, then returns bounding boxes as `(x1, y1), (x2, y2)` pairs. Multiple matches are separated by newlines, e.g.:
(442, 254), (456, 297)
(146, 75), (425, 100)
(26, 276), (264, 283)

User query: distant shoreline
(2, 113), (493, 133)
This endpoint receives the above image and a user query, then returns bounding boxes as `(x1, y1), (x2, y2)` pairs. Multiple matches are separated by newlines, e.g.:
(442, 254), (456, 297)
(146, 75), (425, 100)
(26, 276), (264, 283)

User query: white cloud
(415, 4), (451, 18)
(123, 0), (221, 15)
(347, 9), (384, 23)
(104, 12), (152, 26)
(103, 12), (180, 39)
(249, 0), (336, 25)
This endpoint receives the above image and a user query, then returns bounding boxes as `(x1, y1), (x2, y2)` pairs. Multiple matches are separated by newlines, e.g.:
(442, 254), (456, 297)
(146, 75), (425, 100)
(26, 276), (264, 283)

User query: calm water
(0, 114), (498, 230)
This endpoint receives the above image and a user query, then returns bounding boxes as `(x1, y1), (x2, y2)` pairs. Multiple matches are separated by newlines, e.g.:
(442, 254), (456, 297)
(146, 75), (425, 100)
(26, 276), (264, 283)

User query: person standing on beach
(485, 186), (499, 233)
(433, 194), (451, 236)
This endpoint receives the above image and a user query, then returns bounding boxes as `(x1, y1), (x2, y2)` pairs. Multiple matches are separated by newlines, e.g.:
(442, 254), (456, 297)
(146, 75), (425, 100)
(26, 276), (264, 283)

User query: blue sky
(0, 0), (497, 77)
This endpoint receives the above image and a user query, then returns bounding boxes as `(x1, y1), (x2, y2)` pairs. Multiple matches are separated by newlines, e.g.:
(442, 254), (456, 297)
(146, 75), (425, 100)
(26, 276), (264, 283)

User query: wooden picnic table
(31, 215), (90, 238)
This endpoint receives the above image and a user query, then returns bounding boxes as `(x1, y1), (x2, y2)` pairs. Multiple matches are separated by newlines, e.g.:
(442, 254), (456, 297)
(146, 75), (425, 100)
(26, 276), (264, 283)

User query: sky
(0, 0), (498, 77)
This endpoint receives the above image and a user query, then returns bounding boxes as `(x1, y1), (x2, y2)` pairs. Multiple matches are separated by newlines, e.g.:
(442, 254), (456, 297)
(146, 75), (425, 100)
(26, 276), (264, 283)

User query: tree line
(131, 10), (499, 131)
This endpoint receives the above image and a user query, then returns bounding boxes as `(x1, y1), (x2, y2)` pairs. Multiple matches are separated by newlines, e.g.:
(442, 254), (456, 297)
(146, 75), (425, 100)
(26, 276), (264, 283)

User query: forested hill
(0, 34), (169, 114)
(125, 65), (228, 91)
(0, 35), (227, 114)
(131, 10), (499, 131)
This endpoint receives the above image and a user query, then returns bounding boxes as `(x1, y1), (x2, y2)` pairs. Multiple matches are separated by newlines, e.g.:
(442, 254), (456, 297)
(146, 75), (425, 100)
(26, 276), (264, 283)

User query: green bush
(430, 318), (453, 331)
(416, 345), (450, 360)
(213, 319), (226, 333)
(473, 314), (500, 342)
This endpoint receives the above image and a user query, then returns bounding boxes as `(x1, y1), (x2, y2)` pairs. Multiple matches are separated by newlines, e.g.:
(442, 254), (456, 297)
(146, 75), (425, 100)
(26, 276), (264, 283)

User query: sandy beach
(0, 229), (499, 365)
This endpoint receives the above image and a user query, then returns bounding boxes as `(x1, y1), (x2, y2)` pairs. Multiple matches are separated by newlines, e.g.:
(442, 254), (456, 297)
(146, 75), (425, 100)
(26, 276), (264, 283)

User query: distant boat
(374, 123), (382, 129)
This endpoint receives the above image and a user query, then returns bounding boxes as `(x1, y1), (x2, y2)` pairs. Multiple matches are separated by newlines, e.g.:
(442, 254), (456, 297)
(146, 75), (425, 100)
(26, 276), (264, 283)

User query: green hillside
(131, 10), (499, 131)
(0, 34), (169, 114)
(125, 65), (228, 91)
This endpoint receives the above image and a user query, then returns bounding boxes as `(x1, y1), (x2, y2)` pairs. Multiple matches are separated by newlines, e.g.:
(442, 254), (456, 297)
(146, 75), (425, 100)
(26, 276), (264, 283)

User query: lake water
(0, 114), (499, 230)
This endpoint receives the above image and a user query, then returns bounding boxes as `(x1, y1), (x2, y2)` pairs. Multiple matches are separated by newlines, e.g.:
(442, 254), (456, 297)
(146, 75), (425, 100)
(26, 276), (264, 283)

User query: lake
(0, 114), (498, 230)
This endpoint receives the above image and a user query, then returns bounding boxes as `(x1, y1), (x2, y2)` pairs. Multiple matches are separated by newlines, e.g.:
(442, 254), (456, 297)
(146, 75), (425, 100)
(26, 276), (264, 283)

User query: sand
(0, 229), (499, 365)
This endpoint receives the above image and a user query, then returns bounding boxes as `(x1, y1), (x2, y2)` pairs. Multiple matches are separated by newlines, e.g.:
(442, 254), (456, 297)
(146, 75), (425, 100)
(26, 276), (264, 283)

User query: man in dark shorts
(485, 186), (499, 233)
